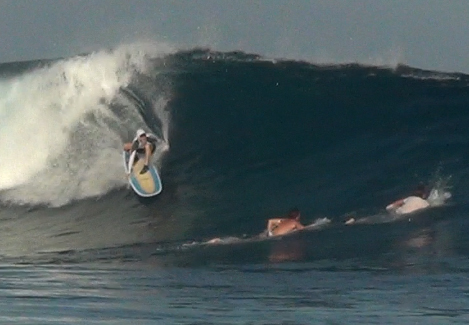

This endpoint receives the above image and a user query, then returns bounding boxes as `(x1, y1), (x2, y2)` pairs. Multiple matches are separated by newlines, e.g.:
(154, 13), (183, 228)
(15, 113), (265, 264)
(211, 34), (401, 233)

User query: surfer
(123, 129), (158, 174)
(345, 184), (431, 225)
(205, 208), (307, 244)
(385, 184), (430, 215)
(266, 208), (305, 237)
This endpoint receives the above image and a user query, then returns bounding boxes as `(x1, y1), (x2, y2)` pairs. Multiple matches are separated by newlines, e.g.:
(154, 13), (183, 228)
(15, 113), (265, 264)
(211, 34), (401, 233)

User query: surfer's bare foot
(140, 165), (149, 174)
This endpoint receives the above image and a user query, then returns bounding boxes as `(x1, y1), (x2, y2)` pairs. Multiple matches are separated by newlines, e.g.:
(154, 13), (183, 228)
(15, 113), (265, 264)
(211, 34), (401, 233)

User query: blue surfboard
(123, 151), (162, 197)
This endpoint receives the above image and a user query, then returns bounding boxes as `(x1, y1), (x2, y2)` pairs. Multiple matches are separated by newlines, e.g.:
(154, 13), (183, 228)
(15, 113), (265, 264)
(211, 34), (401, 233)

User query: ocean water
(2, 263), (469, 324)
(0, 46), (469, 323)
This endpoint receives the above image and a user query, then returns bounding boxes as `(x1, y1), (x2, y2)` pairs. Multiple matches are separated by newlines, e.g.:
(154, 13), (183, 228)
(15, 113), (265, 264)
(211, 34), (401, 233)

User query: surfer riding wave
(124, 129), (158, 174)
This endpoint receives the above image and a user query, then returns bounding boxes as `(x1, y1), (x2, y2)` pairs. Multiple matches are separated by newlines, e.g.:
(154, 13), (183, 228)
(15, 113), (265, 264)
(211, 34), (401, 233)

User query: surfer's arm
(144, 143), (152, 165)
(123, 142), (133, 151)
(386, 199), (405, 210)
(267, 218), (283, 232)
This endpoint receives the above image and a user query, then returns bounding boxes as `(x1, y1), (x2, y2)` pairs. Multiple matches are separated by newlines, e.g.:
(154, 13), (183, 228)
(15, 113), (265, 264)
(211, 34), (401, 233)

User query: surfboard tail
(123, 150), (163, 197)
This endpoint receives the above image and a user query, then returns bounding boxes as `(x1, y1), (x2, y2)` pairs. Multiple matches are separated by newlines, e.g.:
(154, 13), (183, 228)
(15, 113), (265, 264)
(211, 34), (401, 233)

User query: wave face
(1, 48), (469, 265)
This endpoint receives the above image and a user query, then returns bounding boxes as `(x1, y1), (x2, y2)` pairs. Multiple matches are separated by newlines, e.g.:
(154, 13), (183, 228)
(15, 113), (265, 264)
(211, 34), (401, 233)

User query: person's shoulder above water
(266, 208), (305, 237)
(395, 196), (429, 215)
(204, 208), (311, 244)
(386, 184), (430, 215)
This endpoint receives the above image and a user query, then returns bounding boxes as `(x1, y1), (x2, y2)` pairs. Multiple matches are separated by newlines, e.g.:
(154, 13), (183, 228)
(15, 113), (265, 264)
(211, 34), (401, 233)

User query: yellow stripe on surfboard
(131, 158), (156, 193)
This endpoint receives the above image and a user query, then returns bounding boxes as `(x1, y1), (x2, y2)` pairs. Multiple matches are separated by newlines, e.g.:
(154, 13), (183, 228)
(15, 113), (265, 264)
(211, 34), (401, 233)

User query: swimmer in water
(266, 208), (305, 237)
(206, 208), (306, 244)
(385, 184), (430, 215)
(345, 184), (431, 225)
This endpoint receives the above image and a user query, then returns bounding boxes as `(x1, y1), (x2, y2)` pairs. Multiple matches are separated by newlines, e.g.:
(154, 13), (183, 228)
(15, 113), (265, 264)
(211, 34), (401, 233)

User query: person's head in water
(136, 129), (147, 144)
(288, 208), (301, 220)
(413, 184), (427, 199)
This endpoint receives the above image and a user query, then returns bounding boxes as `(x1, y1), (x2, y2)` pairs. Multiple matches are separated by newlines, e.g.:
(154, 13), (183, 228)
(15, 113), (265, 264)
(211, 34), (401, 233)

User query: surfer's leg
(139, 144), (152, 174)
(144, 143), (151, 166)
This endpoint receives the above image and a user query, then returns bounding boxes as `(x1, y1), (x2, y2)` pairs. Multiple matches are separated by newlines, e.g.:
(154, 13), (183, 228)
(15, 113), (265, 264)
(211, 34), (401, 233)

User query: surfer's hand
(140, 165), (149, 174)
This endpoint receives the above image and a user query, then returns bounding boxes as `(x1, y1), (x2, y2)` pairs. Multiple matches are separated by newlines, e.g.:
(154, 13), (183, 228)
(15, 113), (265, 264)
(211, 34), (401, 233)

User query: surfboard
(123, 151), (162, 197)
